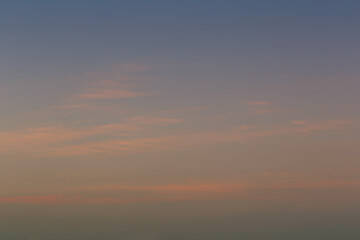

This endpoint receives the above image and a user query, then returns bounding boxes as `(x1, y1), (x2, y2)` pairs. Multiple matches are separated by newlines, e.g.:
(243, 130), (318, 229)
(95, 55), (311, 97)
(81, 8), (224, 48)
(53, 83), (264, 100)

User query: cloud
(79, 88), (152, 99)
(291, 120), (307, 125)
(78, 80), (153, 100)
(0, 116), (183, 156)
(51, 119), (356, 157)
(2, 180), (359, 205)
(86, 63), (155, 76)
(242, 101), (273, 106)
(248, 108), (288, 115)
(0, 183), (239, 205)
(0, 119), (356, 157)
(72, 63), (156, 100)
(240, 101), (289, 116)
(287, 119), (358, 136)
(0, 194), (195, 205)
(52, 104), (89, 109)
(84, 183), (243, 193)
(127, 116), (183, 126)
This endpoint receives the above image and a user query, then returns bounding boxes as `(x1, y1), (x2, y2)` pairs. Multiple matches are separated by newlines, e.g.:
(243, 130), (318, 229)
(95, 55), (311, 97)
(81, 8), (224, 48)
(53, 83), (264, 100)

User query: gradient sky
(1, 1), (360, 239)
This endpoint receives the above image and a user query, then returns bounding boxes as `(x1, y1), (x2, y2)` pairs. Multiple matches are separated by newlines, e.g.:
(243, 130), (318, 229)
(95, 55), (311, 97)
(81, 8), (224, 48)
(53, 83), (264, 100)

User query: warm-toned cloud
(2, 180), (359, 205)
(85, 63), (155, 77)
(127, 116), (183, 126)
(83, 183), (243, 193)
(287, 119), (358, 136)
(51, 119), (357, 156)
(0, 116), (182, 156)
(242, 101), (273, 106)
(7, 64), (355, 159)
(79, 88), (151, 99)
(78, 80), (153, 99)
(74, 63), (156, 100)
(52, 104), (90, 109)
(0, 119), (356, 157)
(248, 108), (288, 115)
(241, 101), (289, 116)
(291, 120), (307, 125)
(0, 183), (239, 205)
(0, 194), (196, 205)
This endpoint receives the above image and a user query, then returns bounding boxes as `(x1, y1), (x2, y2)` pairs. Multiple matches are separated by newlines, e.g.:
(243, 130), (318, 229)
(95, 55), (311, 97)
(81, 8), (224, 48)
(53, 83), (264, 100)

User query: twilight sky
(1, 1), (360, 239)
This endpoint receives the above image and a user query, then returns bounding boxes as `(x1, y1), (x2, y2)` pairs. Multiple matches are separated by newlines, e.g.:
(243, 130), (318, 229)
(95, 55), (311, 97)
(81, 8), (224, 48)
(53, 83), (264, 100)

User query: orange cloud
(75, 63), (155, 100)
(79, 88), (152, 99)
(84, 183), (243, 193)
(0, 183), (243, 205)
(0, 119), (356, 157)
(0, 194), (196, 205)
(53, 119), (356, 156)
(0, 115), (183, 156)
(127, 116), (183, 126)
(78, 80), (152, 99)
(2, 180), (359, 205)
(288, 119), (357, 136)
(242, 101), (273, 106)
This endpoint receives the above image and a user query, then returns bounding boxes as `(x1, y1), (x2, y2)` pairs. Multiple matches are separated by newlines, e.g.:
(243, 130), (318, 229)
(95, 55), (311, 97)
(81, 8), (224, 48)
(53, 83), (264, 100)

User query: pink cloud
(288, 119), (358, 136)
(0, 115), (183, 156)
(54, 119), (355, 156)
(74, 63), (156, 100)
(81, 63), (155, 83)
(291, 120), (307, 125)
(2, 180), (359, 205)
(78, 81), (153, 99)
(85, 183), (243, 193)
(248, 108), (288, 115)
(106, 63), (155, 73)
(0, 119), (356, 157)
(127, 116), (183, 126)
(79, 88), (151, 99)
(52, 104), (89, 109)
(242, 101), (273, 106)
(0, 194), (196, 205)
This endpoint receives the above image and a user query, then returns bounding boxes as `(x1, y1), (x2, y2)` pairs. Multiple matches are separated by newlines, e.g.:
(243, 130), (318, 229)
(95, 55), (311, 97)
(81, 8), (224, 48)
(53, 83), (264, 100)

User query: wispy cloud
(69, 63), (157, 100)
(127, 116), (183, 126)
(2, 179), (359, 205)
(0, 115), (183, 156)
(242, 101), (273, 106)
(241, 100), (290, 116)
(52, 104), (89, 109)
(78, 80), (153, 100)
(83, 183), (242, 193)
(1, 118), (353, 158)
(79, 88), (151, 99)
(0, 194), (196, 205)
(248, 108), (288, 115)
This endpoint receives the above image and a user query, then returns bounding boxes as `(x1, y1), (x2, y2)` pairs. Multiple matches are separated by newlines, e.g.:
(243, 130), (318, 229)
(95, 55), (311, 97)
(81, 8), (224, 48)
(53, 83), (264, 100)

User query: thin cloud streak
(0, 116), (182, 156)
(79, 88), (152, 99)
(74, 63), (156, 100)
(50, 119), (358, 156)
(0, 119), (356, 157)
(2, 180), (359, 205)
(242, 101), (273, 106)
(0, 194), (196, 205)
(78, 80), (153, 100)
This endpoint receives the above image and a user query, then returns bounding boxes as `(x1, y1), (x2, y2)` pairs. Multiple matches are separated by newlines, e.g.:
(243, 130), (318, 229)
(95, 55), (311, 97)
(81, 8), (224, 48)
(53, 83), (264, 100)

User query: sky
(1, 1), (360, 239)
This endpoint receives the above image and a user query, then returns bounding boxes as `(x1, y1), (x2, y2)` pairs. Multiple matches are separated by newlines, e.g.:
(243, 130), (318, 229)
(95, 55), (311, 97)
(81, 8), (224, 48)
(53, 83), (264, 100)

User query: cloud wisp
(74, 63), (156, 100)
(78, 80), (153, 100)
(2, 180), (359, 205)
(242, 101), (273, 106)
(0, 119), (356, 157)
